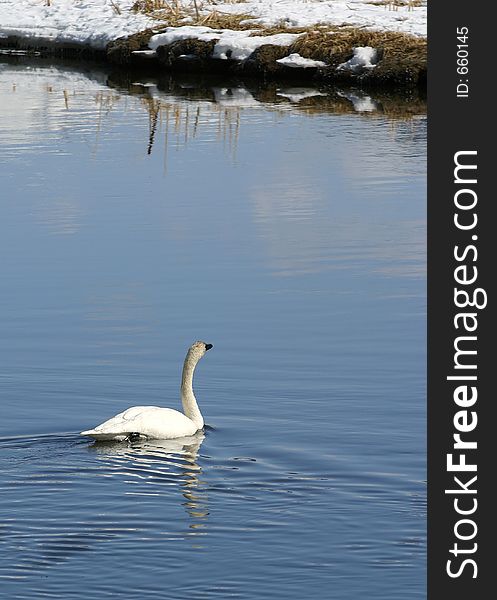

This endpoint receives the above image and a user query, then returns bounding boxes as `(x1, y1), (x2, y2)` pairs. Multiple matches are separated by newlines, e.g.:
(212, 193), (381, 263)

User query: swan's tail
(80, 429), (129, 442)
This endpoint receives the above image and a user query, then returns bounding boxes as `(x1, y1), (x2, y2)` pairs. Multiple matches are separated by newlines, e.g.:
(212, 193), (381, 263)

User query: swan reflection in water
(88, 431), (208, 536)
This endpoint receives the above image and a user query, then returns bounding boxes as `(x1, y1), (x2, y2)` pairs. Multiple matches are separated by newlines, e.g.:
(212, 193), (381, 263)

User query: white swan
(80, 341), (212, 442)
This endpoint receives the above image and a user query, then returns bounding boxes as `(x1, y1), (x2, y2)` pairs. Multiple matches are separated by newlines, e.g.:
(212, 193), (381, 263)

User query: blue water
(0, 59), (426, 598)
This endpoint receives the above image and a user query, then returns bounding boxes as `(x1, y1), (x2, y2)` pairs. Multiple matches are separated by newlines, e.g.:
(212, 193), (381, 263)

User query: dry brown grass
(368, 0), (424, 6)
(132, 0), (256, 28)
(132, 1), (169, 11)
(132, 1), (189, 25)
(366, 0), (424, 11)
(247, 25), (310, 37)
(194, 11), (255, 29)
(109, 0), (122, 15)
(290, 28), (426, 66)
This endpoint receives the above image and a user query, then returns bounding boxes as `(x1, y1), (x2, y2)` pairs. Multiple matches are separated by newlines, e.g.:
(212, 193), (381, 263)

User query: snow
(219, 0), (426, 37)
(276, 53), (326, 69)
(149, 27), (301, 61)
(148, 26), (222, 50)
(0, 1), (426, 52)
(0, 0), (156, 49)
(213, 32), (300, 61)
(338, 46), (379, 73)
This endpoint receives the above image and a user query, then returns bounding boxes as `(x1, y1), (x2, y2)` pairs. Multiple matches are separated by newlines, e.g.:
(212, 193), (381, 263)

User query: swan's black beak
(205, 343), (213, 351)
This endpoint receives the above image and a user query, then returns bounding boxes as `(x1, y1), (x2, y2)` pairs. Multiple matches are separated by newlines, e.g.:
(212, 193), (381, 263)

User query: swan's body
(81, 341), (212, 441)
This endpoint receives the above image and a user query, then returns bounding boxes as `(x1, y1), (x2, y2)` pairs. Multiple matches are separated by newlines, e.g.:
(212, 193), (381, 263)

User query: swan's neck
(181, 353), (204, 429)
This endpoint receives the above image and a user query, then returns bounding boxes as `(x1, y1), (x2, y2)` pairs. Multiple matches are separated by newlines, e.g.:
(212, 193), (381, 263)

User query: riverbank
(0, 1), (427, 88)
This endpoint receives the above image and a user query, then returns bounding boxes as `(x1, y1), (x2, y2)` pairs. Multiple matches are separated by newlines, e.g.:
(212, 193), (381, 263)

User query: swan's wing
(109, 406), (160, 424)
(81, 406), (197, 440)
(80, 406), (160, 440)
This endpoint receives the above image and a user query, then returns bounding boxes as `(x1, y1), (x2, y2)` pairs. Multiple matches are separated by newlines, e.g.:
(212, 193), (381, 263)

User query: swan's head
(187, 340), (213, 363)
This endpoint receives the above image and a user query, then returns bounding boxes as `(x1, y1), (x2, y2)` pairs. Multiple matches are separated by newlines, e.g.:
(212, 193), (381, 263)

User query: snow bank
(276, 53), (326, 69)
(148, 26), (222, 50)
(218, 0), (427, 37)
(149, 27), (301, 61)
(0, 1), (426, 52)
(338, 47), (379, 73)
(213, 32), (300, 61)
(0, 0), (155, 49)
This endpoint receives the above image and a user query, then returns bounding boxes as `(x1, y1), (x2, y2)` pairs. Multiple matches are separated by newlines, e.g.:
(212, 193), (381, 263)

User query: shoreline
(0, 26), (427, 89)
(0, 1), (426, 89)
